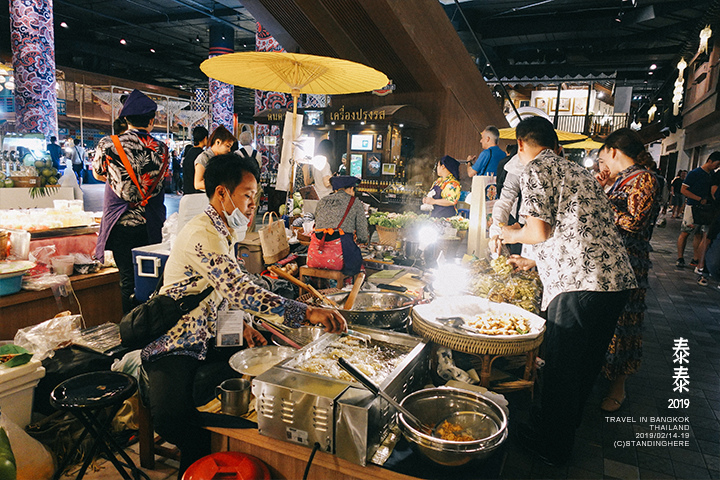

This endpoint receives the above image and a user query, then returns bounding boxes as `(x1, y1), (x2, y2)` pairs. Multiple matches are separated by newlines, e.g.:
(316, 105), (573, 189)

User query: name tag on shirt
(216, 309), (246, 347)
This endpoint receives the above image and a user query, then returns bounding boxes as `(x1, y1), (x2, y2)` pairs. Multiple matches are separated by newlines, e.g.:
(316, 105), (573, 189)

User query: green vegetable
(0, 427), (17, 480)
(368, 212), (430, 229)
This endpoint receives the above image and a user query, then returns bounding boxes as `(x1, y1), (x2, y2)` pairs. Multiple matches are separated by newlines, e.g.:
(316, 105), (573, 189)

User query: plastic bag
(1, 414), (54, 480)
(162, 211), (178, 247)
(22, 273), (70, 292)
(13, 315), (83, 361)
(111, 350), (142, 380)
(29, 245), (56, 266)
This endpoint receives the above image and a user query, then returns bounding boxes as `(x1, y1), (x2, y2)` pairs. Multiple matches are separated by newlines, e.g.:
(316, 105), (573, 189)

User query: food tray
(412, 296), (545, 356)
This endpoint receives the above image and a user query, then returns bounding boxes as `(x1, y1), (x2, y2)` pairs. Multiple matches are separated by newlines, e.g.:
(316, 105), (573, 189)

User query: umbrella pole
(286, 89), (300, 210)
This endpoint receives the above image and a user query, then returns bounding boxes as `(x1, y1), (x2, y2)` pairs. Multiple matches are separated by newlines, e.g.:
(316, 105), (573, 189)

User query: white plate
(413, 295), (545, 341)
(0, 260), (35, 278)
(229, 345), (296, 377)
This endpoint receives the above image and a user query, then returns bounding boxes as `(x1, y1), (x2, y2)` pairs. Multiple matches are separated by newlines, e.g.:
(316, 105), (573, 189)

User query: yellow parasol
(498, 127), (587, 142)
(562, 138), (605, 150)
(201, 52), (389, 192)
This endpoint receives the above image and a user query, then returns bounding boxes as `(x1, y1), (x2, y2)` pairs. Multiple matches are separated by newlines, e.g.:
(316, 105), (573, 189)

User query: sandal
(601, 395), (626, 412)
(698, 276), (709, 286)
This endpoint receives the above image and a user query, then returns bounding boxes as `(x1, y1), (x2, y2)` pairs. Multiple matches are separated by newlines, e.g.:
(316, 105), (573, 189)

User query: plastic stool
(182, 452), (271, 480)
(50, 371), (150, 480)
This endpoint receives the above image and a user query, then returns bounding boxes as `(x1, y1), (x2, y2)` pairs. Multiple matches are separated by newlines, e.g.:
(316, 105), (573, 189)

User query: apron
(429, 184), (457, 218)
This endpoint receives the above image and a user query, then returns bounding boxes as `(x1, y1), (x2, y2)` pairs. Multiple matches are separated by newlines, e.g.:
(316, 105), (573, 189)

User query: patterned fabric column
(9, 0), (57, 135)
(254, 23), (292, 174)
(209, 25), (234, 133)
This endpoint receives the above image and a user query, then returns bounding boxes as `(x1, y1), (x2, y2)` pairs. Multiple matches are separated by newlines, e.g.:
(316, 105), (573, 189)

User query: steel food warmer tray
(252, 326), (429, 466)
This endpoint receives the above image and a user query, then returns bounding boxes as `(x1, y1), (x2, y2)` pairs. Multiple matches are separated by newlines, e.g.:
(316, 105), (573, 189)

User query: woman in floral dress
(596, 128), (659, 411)
(424, 155), (462, 218)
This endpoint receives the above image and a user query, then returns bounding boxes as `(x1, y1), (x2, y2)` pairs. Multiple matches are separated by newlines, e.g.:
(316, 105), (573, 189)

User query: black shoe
(676, 258), (685, 268)
(690, 259), (699, 267)
(515, 423), (570, 467)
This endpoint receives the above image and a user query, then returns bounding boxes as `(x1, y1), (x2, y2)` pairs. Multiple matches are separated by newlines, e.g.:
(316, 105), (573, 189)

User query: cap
(330, 175), (361, 191)
(119, 89), (157, 117)
(439, 155), (460, 180)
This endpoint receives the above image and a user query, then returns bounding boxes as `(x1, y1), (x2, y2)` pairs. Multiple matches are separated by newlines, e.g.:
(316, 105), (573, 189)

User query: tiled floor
(501, 215), (720, 480)
(73, 188), (718, 479)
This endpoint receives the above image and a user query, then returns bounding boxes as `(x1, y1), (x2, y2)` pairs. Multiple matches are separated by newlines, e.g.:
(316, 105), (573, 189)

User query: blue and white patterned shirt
(519, 149), (638, 310)
(142, 205), (307, 362)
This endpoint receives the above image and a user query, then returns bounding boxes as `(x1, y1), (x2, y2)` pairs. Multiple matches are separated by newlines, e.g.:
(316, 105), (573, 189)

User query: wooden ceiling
(0, 0), (716, 120)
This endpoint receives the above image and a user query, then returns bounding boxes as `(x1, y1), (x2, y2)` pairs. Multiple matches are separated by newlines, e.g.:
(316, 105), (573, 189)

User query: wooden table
(0, 267), (122, 339)
(209, 427), (417, 480)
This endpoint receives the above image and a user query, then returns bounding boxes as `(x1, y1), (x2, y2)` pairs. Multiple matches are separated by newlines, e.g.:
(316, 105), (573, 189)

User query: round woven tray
(411, 310), (544, 356)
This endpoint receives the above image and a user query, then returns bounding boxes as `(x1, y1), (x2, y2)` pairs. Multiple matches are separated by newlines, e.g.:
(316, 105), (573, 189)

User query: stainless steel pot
(324, 291), (414, 329)
(398, 386), (508, 466)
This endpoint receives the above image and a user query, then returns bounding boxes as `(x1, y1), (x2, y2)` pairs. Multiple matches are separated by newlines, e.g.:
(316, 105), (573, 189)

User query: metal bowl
(229, 346), (296, 377)
(398, 387), (508, 466)
(271, 326), (325, 347)
(324, 291), (414, 329)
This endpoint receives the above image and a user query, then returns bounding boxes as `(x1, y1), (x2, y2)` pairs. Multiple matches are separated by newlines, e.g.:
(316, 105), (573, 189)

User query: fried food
(434, 420), (475, 442)
(467, 311), (531, 335)
(469, 256), (542, 313)
(292, 336), (409, 384)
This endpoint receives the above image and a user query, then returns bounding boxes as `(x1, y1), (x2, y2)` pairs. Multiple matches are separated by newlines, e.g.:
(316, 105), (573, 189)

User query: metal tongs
(268, 266), (371, 345)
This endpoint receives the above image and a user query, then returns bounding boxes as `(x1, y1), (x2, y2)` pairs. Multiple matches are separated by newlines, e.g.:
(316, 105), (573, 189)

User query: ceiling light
(60, 22), (68, 28)
(650, 64), (657, 70)
(195, 35), (200, 42)
(615, 10), (624, 22)
(657, 97), (663, 101)
(360, 121), (366, 125)
(699, 25), (712, 55)
(5, 81), (14, 91)
(398, 123), (404, 128)
(221, 36), (225, 40)
(648, 71), (653, 75)
(120, 38), (127, 45)
(150, 48), (156, 53)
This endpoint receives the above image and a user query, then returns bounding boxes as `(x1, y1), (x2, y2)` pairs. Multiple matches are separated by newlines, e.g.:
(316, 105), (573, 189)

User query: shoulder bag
(110, 135), (168, 207)
(692, 203), (719, 226)
(307, 197), (357, 272)
(258, 212), (290, 264)
(119, 270), (213, 350)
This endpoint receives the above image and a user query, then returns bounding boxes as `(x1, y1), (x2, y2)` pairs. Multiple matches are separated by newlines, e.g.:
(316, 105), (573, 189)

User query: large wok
(324, 291), (415, 329)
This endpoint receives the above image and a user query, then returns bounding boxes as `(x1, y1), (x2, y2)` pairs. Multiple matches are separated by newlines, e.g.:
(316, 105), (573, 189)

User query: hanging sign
(372, 80), (396, 96)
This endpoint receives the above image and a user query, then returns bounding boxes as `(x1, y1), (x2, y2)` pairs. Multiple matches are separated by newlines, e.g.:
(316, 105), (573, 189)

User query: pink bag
(307, 232), (344, 270)
(306, 198), (356, 271)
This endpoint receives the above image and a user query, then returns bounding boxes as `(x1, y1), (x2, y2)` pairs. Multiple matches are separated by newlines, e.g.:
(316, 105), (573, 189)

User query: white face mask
(223, 194), (250, 240)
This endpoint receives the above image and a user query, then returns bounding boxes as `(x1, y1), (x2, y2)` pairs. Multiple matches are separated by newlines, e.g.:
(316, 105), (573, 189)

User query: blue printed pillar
(209, 25), (234, 133)
(9, 0), (58, 136)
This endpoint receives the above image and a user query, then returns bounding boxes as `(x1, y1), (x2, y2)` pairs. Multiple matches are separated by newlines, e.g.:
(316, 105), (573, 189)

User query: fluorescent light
(650, 64), (657, 70)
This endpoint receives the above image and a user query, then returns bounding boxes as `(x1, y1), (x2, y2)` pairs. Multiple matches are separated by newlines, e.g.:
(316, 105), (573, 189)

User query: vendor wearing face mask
(142, 154), (347, 476)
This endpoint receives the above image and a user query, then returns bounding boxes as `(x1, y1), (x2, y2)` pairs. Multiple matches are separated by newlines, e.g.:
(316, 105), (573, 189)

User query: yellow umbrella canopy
(201, 52), (389, 196)
(498, 127), (587, 142)
(200, 51), (389, 100)
(562, 138), (605, 150)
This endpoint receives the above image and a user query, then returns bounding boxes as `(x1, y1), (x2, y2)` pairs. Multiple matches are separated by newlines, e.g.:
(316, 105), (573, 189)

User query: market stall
(0, 207), (120, 338)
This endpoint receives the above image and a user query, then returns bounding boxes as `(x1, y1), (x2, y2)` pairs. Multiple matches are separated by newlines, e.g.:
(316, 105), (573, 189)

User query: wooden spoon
(343, 272), (365, 310)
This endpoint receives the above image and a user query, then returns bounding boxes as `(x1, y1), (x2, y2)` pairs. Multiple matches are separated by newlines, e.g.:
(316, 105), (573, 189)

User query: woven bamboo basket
(411, 310), (544, 356)
(376, 225), (399, 246)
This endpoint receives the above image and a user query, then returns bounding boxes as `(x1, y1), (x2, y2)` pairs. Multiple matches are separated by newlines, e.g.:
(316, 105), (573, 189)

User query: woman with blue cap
(307, 175), (368, 276)
(423, 155), (462, 218)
